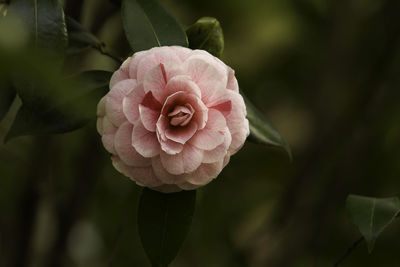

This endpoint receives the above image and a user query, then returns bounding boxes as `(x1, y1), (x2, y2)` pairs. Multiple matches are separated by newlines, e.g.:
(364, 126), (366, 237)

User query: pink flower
(97, 46), (249, 192)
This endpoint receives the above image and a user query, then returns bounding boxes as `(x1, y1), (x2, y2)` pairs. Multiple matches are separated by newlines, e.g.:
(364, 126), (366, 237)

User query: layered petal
(122, 83), (146, 124)
(132, 121), (160, 157)
(160, 144), (203, 175)
(114, 122), (151, 167)
(189, 109), (226, 150)
(106, 79), (137, 126)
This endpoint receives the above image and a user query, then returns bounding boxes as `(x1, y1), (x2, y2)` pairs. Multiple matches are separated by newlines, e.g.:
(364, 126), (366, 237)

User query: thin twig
(94, 44), (123, 65)
(333, 236), (364, 267)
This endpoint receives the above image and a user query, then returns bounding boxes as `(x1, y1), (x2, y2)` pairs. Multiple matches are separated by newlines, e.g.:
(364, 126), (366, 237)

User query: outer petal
(132, 121), (160, 157)
(202, 127), (232, 163)
(123, 83), (146, 124)
(229, 119), (250, 155)
(112, 156), (163, 187)
(143, 64), (168, 103)
(226, 67), (239, 92)
(182, 57), (226, 103)
(184, 160), (224, 186)
(136, 47), (181, 82)
(106, 79), (137, 126)
(152, 184), (182, 193)
(110, 57), (131, 88)
(152, 157), (187, 184)
(160, 144), (203, 175)
(114, 122), (151, 167)
(100, 116), (117, 154)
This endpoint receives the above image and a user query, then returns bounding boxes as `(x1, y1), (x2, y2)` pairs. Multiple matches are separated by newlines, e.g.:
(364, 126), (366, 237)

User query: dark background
(1, 0), (400, 266)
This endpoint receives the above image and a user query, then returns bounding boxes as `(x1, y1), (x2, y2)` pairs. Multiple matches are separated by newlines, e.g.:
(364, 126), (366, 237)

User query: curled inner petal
(168, 104), (194, 126)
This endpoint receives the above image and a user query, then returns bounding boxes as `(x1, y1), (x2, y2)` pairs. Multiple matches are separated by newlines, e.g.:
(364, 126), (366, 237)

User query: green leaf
(66, 16), (103, 54)
(0, 81), (16, 122)
(186, 17), (224, 58)
(243, 93), (292, 159)
(7, 0), (68, 62)
(121, 0), (188, 52)
(138, 188), (196, 267)
(346, 194), (400, 253)
(6, 70), (111, 140)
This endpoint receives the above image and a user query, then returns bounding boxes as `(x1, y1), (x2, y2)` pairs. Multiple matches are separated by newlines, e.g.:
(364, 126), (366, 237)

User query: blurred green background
(1, 0), (400, 266)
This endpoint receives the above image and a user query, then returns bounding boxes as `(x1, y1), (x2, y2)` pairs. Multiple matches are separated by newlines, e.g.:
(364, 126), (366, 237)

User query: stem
(333, 237), (364, 267)
(95, 44), (123, 65)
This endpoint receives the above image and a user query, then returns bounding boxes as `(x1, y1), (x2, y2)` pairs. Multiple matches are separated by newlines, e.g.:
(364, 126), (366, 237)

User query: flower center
(168, 104), (195, 127)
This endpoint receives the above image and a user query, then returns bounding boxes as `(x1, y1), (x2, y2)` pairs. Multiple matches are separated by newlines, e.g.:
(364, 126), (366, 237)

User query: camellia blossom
(97, 46), (249, 192)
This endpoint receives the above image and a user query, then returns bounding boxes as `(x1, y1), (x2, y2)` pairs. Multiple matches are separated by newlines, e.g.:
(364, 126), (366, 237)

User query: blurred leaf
(121, 0), (188, 52)
(0, 82), (16, 122)
(186, 17), (224, 58)
(7, 0), (68, 62)
(138, 188), (196, 267)
(6, 70), (111, 140)
(346, 194), (400, 253)
(66, 16), (103, 54)
(243, 93), (292, 159)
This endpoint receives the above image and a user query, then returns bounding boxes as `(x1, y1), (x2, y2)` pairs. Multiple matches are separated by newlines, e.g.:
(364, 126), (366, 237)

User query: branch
(94, 43), (123, 65)
(334, 213), (400, 266)
(333, 236), (364, 267)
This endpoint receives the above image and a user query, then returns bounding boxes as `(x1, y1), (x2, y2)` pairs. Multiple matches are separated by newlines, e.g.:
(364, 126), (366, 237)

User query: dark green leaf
(8, 0), (68, 62)
(346, 194), (400, 253)
(243, 93), (292, 159)
(6, 70), (112, 140)
(66, 16), (103, 54)
(0, 81), (16, 122)
(121, 0), (188, 52)
(138, 188), (196, 267)
(186, 17), (224, 58)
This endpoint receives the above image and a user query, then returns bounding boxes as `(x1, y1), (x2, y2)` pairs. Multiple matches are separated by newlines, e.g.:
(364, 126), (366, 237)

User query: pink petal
(156, 116), (184, 155)
(160, 144), (203, 175)
(143, 64), (168, 103)
(132, 121), (160, 157)
(128, 51), (146, 79)
(139, 104), (160, 132)
(102, 134), (116, 154)
(208, 90), (247, 135)
(170, 46), (193, 62)
(112, 156), (163, 187)
(202, 127), (231, 163)
(110, 57), (131, 88)
(140, 91), (162, 110)
(151, 157), (187, 184)
(226, 67), (239, 92)
(96, 117), (103, 135)
(189, 109), (226, 150)
(182, 57), (227, 103)
(106, 79), (137, 126)
(185, 160), (224, 186)
(114, 122), (151, 167)
(159, 138), (184, 155)
(97, 96), (106, 117)
(161, 91), (208, 130)
(165, 75), (201, 98)
(122, 83), (146, 124)
(165, 122), (198, 144)
(228, 119), (249, 155)
(209, 100), (232, 117)
(136, 47), (181, 82)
